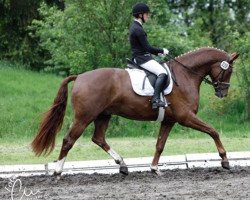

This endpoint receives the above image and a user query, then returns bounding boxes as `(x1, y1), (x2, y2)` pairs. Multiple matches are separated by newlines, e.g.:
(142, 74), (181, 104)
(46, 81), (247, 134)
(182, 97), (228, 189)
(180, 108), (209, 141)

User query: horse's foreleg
(54, 120), (88, 176)
(151, 122), (175, 175)
(92, 115), (128, 175)
(181, 113), (229, 169)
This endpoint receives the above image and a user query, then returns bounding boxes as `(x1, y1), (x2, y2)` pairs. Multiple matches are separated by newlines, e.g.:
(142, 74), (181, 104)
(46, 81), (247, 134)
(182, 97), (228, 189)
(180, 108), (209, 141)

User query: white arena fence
(0, 151), (249, 178)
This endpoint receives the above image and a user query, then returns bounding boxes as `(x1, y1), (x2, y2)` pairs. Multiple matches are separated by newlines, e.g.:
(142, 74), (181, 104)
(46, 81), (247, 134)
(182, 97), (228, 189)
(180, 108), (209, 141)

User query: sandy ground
(0, 166), (249, 200)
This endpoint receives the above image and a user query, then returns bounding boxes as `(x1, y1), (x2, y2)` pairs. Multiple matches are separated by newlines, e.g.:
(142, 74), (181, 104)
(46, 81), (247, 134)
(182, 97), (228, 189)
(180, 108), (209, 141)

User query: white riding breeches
(139, 60), (168, 76)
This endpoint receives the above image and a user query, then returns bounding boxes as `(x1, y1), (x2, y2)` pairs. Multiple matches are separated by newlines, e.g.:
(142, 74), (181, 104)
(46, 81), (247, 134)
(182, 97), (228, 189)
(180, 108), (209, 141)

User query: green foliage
(31, 0), (137, 74)
(229, 32), (250, 119)
(0, 0), (40, 66)
(1, 0), (249, 72)
(31, 0), (211, 74)
(167, 0), (250, 50)
(0, 0), (64, 69)
(145, 1), (194, 56)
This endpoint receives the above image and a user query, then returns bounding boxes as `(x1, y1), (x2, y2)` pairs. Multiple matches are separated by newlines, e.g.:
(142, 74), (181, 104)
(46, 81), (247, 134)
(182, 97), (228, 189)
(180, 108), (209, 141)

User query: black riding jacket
(129, 20), (163, 64)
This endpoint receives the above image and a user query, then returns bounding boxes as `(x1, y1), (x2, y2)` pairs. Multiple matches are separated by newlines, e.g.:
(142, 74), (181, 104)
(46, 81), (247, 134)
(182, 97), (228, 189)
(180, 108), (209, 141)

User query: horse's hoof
(150, 165), (162, 176)
(151, 169), (163, 176)
(119, 166), (129, 175)
(221, 161), (230, 170)
(53, 171), (62, 179)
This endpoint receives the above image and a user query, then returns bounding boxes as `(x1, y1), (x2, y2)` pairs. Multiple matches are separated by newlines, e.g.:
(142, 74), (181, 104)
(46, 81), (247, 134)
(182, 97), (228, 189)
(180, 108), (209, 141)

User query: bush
(31, 1), (134, 74)
(31, 0), (211, 75)
(230, 32), (250, 120)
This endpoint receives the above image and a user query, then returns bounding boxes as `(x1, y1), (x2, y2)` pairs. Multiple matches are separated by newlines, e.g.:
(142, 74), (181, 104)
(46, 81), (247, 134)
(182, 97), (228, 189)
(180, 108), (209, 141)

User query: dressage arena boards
(0, 151), (249, 178)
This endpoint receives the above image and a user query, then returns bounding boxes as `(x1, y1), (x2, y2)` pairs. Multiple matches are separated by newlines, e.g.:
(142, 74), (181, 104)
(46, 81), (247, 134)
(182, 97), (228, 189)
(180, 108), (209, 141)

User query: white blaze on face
(55, 157), (66, 173)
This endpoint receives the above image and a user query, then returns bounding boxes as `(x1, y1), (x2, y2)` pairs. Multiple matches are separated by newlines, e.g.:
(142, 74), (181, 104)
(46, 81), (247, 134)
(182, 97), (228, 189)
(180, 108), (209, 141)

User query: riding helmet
(132, 3), (150, 17)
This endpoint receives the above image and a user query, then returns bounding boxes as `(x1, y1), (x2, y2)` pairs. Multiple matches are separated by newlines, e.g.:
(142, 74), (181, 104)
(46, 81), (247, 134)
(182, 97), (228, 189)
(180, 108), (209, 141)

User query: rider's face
(143, 13), (150, 22)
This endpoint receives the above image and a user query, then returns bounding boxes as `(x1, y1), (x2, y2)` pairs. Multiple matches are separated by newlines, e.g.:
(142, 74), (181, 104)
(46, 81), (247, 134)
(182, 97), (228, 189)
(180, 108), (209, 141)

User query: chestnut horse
(32, 47), (239, 176)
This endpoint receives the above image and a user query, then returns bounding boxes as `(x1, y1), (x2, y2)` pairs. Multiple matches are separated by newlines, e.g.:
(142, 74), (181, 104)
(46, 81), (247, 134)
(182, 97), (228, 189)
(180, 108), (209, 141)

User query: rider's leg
(140, 60), (169, 109)
(152, 73), (168, 109)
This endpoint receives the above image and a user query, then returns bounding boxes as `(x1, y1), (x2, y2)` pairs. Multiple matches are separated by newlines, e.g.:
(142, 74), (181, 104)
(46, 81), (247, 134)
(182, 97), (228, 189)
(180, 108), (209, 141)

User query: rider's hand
(163, 48), (169, 55)
(158, 48), (169, 56)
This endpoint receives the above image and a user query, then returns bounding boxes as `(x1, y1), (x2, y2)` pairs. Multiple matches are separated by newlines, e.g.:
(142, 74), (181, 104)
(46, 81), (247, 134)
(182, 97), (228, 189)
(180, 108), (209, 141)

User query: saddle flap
(126, 59), (170, 90)
(125, 68), (173, 97)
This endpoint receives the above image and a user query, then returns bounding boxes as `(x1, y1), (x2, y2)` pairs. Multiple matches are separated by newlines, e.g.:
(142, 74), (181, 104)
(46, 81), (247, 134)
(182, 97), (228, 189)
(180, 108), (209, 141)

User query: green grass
(0, 61), (64, 139)
(0, 61), (249, 165)
(1, 136), (250, 165)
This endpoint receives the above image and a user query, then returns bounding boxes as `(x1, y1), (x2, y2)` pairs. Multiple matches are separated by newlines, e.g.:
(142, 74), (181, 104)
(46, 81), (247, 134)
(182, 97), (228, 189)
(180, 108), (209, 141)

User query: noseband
(212, 61), (232, 93)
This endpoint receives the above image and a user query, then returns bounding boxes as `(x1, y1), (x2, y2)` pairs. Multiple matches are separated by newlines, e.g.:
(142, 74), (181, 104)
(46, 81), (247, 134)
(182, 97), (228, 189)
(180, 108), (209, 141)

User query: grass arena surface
(0, 167), (249, 199)
(1, 137), (250, 165)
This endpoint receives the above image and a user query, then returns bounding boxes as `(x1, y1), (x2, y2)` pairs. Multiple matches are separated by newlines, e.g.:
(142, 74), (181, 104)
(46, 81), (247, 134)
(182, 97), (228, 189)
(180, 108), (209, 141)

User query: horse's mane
(175, 47), (228, 60)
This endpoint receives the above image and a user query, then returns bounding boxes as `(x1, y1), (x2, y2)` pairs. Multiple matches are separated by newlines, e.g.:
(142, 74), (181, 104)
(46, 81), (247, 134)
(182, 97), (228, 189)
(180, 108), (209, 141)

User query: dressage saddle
(126, 58), (170, 90)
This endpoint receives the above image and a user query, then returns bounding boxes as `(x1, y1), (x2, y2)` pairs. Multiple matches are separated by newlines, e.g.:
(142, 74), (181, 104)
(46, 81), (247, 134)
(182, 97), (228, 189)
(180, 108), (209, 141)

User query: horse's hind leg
(54, 120), (88, 176)
(92, 114), (128, 175)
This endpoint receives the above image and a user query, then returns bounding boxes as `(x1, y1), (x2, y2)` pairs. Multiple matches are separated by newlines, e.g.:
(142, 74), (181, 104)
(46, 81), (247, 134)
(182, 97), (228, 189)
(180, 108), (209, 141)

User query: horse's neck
(177, 49), (227, 78)
(167, 49), (228, 110)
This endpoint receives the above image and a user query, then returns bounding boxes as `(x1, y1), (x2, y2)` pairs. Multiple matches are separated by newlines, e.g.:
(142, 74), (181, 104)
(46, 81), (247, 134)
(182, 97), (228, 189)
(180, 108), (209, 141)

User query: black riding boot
(152, 73), (168, 109)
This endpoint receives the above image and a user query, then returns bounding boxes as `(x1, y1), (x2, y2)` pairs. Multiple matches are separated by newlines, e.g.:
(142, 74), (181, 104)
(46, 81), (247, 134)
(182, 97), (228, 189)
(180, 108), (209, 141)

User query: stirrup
(152, 99), (166, 109)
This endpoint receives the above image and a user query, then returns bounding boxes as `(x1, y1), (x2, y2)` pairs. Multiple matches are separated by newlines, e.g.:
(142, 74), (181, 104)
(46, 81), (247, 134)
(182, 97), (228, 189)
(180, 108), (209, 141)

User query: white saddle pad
(126, 64), (173, 96)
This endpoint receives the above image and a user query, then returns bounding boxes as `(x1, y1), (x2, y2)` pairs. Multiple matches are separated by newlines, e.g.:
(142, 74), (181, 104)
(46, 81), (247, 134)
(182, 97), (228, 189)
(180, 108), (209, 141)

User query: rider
(129, 2), (169, 109)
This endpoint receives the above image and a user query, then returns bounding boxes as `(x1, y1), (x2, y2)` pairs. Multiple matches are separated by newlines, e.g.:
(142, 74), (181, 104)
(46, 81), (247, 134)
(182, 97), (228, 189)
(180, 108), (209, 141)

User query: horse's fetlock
(150, 165), (158, 171)
(219, 152), (227, 158)
(115, 160), (121, 165)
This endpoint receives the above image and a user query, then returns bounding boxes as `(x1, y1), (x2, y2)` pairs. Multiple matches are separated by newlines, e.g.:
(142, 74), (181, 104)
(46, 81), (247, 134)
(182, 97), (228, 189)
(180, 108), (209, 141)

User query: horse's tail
(31, 75), (77, 156)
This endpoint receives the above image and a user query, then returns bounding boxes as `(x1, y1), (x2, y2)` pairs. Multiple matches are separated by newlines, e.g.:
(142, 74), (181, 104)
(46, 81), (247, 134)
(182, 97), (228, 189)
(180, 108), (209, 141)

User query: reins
(165, 54), (214, 86)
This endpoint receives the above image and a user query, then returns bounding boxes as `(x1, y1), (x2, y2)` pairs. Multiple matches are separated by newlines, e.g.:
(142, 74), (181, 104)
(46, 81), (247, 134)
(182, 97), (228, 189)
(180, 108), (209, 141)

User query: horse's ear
(230, 52), (239, 63)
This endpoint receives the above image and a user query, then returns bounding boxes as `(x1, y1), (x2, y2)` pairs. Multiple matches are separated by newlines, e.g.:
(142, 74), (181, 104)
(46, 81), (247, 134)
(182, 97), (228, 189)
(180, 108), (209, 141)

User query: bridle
(165, 54), (233, 93)
(212, 61), (233, 94)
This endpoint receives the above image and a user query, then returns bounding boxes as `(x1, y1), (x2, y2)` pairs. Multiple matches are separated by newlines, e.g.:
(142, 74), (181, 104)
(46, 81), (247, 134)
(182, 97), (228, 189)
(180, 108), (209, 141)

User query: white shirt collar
(134, 19), (142, 26)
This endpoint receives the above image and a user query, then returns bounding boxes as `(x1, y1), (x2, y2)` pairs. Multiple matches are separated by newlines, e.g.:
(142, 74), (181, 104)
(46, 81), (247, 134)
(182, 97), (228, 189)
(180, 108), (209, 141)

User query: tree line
(0, 0), (250, 119)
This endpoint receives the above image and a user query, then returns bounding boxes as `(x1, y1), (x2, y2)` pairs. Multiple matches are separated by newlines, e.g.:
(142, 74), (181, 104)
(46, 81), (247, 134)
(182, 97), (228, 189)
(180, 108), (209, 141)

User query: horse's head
(210, 52), (239, 98)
